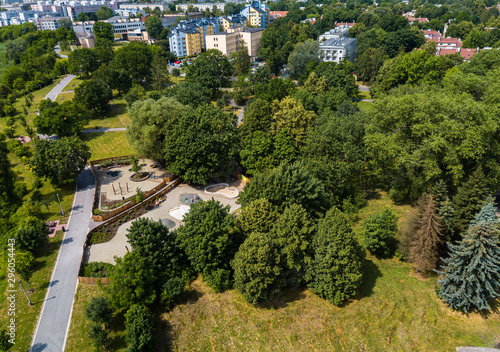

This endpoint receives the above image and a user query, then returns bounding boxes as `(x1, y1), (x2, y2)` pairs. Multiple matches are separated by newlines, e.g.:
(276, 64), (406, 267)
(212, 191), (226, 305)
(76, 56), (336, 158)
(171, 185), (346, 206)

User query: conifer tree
(452, 167), (489, 235)
(308, 207), (364, 306)
(436, 197), (456, 240)
(437, 203), (500, 313)
(470, 197), (497, 227)
(408, 194), (443, 273)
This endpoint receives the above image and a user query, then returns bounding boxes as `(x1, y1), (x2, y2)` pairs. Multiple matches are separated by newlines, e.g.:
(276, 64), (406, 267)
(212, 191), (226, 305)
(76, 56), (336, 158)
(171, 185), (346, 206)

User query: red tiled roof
(269, 11), (288, 17)
(423, 30), (441, 37)
(437, 48), (458, 56)
(460, 48), (477, 59)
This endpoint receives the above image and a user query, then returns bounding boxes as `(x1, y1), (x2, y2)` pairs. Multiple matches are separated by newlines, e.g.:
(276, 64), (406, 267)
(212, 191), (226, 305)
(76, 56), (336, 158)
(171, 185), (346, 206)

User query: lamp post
(19, 280), (33, 306)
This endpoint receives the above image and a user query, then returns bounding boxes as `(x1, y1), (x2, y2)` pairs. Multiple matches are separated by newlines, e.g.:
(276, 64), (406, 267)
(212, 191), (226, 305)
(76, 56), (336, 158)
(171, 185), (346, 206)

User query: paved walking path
(81, 127), (127, 133)
(30, 168), (95, 352)
(45, 75), (76, 102)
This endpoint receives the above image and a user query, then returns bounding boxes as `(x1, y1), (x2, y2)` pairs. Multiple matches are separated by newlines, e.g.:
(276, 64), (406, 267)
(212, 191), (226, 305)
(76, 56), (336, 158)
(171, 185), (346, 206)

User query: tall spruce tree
(436, 197), (456, 240)
(408, 194), (443, 273)
(437, 203), (500, 313)
(470, 197), (497, 227)
(452, 167), (489, 235)
(308, 207), (364, 306)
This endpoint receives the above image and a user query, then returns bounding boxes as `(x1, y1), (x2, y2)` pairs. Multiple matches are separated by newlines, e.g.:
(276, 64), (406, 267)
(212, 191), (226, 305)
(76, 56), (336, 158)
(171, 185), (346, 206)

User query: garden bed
(88, 197), (161, 244)
(129, 171), (150, 181)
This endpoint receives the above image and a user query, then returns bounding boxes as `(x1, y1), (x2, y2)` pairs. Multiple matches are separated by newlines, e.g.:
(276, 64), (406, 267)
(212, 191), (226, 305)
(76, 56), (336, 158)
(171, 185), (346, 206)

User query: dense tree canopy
(176, 200), (240, 292)
(164, 104), (238, 184)
(35, 100), (90, 137)
(74, 78), (113, 115)
(127, 97), (188, 165)
(238, 163), (329, 217)
(31, 136), (91, 186)
(185, 49), (231, 96)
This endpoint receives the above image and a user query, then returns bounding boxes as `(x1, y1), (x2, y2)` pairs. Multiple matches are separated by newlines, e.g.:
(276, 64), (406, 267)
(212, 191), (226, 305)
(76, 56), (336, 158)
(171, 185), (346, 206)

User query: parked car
(174, 60), (181, 64)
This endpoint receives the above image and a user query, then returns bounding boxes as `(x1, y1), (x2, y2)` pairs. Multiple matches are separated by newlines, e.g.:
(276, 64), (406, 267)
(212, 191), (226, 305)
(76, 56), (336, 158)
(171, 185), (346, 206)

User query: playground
(95, 158), (171, 210)
(85, 180), (243, 264)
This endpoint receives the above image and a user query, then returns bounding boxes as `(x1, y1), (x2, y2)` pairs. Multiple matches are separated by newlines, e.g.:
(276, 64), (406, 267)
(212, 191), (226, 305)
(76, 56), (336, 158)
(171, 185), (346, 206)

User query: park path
(81, 127), (127, 133)
(29, 168), (95, 352)
(45, 75), (76, 102)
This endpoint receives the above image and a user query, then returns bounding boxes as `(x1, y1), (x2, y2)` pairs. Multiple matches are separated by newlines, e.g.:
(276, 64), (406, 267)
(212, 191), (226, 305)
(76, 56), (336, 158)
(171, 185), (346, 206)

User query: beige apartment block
(206, 27), (263, 57)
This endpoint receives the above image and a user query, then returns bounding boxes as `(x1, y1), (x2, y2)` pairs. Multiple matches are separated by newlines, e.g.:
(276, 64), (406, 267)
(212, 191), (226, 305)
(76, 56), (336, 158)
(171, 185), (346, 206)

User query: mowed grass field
(66, 191), (500, 351)
(80, 131), (133, 161)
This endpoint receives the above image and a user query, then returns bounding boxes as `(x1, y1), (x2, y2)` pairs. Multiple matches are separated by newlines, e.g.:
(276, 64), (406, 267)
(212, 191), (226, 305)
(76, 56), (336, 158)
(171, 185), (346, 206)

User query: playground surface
(96, 158), (170, 206)
(85, 181), (242, 264)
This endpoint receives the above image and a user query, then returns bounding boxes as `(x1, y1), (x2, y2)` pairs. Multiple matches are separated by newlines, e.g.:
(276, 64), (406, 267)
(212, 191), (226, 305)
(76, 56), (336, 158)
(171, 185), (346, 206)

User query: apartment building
(240, 0), (269, 28)
(206, 27), (263, 57)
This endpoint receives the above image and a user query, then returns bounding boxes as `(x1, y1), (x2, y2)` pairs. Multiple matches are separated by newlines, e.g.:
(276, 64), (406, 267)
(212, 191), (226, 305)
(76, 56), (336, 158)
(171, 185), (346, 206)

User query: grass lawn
(0, 231), (64, 352)
(358, 90), (372, 100)
(65, 284), (127, 352)
(85, 97), (130, 129)
(65, 191), (500, 351)
(80, 131), (132, 161)
(358, 100), (374, 111)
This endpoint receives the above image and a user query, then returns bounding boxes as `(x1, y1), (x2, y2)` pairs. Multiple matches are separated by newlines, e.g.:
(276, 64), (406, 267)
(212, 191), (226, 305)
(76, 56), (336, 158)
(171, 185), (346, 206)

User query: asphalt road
(45, 75), (76, 102)
(30, 168), (95, 352)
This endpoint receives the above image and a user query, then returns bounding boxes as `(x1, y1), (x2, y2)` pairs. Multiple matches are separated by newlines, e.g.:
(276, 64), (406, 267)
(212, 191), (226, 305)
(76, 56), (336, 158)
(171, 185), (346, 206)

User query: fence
(78, 277), (110, 285)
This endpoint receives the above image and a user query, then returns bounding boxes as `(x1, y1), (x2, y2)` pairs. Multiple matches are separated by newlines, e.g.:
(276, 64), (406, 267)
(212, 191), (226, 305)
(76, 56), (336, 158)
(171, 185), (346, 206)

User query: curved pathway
(45, 75), (76, 102)
(30, 168), (95, 352)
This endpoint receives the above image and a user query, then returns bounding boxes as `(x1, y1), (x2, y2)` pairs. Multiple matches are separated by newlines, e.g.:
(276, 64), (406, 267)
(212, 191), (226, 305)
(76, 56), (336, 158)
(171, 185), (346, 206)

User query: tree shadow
(105, 102), (127, 119)
(177, 286), (203, 306)
(108, 308), (127, 351)
(259, 287), (307, 310)
(478, 298), (500, 319)
(155, 318), (175, 352)
(365, 190), (381, 201)
(355, 259), (383, 300)
(30, 342), (48, 352)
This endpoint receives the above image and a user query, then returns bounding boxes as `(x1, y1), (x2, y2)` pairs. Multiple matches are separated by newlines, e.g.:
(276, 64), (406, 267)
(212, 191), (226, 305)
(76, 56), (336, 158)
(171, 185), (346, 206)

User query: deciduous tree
(74, 78), (113, 115)
(176, 200), (240, 292)
(124, 305), (156, 352)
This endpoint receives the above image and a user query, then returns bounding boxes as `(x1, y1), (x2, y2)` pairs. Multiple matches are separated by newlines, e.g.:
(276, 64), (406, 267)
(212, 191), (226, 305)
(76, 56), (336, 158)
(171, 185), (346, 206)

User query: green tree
(94, 65), (131, 95)
(272, 97), (316, 148)
(107, 251), (157, 309)
(240, 131), (276, 175)
(15, 250), (34, 284)
(160, 277), (185, 310)
(31, 136), (91, 186)
(437, 204), (500, 313)
(93, 21), (114, 42)
(232, 231), (283, 304)
(150, 53), (171, 90)
(163, 104), (238, 184)
(96, 6), (114, 20)
(360, 207), (398, 258)
(124, 304), (156, 352)
(15, 216), (48, 253)
(112, 42), (153, 82)
(239, 99), (274, 139)
(303, 112), (366, 208)
(254, 78), (297, 102)
(167, 82), (210, 107)
(85, 296), (113, 328)
(0, 138), (20, 215)
(309, 207), (364, 305)
(270, 203), (314, 288)
(74, 78), (113, 115)
(89, 324), (108, 351)
(126, 218), (194, 284)
(230, 40), (251, 76)
(145, 15), (164, 38)
(185, 49), (231, 96)
(446, 21), (475, 40)
(365, 90), (499, 202)
(68, 48), (99, 77)
(287, 39), (322, 79)
(127, 97), (188, 165)
(0, 329), (13, 351)
(452, 167), (489, 235)
(35, 100), (89, 137)
(238, 198), (280, 235)
(356, 47), (387, 82)
(58, 18), (73, 30)
(176, 200), (239, 292)
(238, 163), (329, 217)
